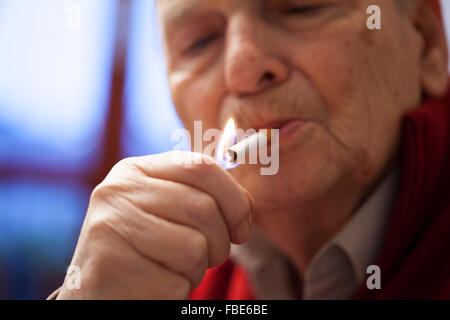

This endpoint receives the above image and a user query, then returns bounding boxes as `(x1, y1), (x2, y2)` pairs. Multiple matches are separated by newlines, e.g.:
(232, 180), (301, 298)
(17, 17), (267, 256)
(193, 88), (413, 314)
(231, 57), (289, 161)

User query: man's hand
(57, 152), (253, 299)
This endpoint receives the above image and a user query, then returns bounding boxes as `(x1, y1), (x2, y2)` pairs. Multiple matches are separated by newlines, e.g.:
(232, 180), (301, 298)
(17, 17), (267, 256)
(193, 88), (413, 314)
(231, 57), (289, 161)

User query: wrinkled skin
(57, 0), (447, 299)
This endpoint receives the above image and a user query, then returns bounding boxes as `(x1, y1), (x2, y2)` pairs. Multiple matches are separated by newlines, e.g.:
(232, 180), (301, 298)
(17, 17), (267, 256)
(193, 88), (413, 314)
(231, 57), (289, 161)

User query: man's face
(157, 0), (423, 215)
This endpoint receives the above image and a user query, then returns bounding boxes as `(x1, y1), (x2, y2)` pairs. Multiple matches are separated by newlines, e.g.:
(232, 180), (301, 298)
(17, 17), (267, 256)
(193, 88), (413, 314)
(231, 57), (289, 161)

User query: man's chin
(231, 160), (331, 214)
(230, 127), (348, 214)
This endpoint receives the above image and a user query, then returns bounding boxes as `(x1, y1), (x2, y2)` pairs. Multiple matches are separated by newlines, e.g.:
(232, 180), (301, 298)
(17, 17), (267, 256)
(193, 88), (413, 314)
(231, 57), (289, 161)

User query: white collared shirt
(230, 166), (401, 300)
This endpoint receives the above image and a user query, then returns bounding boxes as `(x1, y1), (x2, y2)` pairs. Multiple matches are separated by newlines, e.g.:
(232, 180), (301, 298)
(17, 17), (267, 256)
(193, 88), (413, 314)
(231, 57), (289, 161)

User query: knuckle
(166, 151), (196, 167)
(90, 174), (143, 208)
(183, 153), (213, 171)
(90, 182), (127, 208)
(90, 183), (114, 202)
(167, 151), (221, 175)
(183, 230), (208, 270)
(107, 157), (143, 181)
(79, 225), (121, 271)
(114, 157), (137, 170)
(188, 193), (218, 227)
(85, 215), (115, 242)
(84, 208), (126, 245)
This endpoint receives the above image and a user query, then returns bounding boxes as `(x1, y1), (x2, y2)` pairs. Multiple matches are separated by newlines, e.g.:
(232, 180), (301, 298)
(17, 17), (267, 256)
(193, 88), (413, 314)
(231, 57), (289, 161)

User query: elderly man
(53, 0), (450, 299)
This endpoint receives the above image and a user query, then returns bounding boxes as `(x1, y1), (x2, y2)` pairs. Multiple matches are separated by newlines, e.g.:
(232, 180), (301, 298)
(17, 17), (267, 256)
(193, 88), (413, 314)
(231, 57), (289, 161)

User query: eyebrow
(159, 0), (203, 28)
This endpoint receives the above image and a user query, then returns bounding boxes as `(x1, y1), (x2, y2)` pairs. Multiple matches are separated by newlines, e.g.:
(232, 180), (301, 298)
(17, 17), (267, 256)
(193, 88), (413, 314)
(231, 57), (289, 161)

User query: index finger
(132, 152), (254, 244)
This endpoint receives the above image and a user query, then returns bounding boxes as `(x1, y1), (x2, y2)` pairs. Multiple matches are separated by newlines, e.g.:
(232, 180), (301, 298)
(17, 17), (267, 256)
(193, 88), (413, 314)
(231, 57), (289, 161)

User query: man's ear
(413, 0), (448, 98)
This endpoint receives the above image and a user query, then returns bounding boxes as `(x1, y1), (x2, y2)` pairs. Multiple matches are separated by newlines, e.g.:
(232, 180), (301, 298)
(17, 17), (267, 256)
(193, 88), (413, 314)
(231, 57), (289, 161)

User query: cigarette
(227, 129), (272, 163)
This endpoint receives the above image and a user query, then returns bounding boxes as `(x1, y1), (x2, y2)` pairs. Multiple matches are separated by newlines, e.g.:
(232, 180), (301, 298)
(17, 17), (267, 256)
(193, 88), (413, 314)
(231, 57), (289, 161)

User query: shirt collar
(326, 164), (401, 283)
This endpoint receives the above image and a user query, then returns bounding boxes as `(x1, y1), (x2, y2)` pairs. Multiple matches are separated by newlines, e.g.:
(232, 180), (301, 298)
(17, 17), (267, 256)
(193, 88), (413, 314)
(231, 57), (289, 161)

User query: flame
(215, 118), (239, 169)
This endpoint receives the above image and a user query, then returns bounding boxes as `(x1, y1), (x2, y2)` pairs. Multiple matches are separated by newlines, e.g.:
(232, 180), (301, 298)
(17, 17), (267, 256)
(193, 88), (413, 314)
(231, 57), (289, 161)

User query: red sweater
(190, 90), (450, 300)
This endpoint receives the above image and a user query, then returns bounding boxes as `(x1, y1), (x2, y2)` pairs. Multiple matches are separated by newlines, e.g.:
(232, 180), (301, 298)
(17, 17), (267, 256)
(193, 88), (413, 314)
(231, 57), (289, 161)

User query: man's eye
(283, 5), (324, 15)
(185, 34), (218, 54)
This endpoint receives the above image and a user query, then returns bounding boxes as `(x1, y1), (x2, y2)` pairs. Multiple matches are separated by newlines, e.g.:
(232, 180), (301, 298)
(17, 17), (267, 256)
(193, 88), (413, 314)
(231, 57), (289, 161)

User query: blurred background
(0, 0), (449, 299)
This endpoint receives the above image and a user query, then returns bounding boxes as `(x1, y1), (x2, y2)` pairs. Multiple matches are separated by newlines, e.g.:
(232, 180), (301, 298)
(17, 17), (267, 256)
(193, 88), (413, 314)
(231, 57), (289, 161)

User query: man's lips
(243, 118), (306, 139)
(278, 119), (305, 138)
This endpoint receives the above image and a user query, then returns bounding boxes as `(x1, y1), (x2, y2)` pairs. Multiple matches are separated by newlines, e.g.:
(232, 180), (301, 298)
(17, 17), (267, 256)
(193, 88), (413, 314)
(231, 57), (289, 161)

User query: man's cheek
(184, 78), (224, 120)
(169, 72), (195, 122)
(170, 81), (205, 130)
(299, 44), (360, 109)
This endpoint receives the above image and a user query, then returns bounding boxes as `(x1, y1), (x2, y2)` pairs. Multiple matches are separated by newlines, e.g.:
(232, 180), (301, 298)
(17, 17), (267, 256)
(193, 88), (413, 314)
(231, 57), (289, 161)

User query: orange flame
(215, 118), (238, 169)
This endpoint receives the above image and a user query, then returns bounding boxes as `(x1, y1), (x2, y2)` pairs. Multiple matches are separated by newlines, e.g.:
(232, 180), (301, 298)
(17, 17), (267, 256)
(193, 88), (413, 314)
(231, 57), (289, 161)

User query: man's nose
(225, 16), (289, 96)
